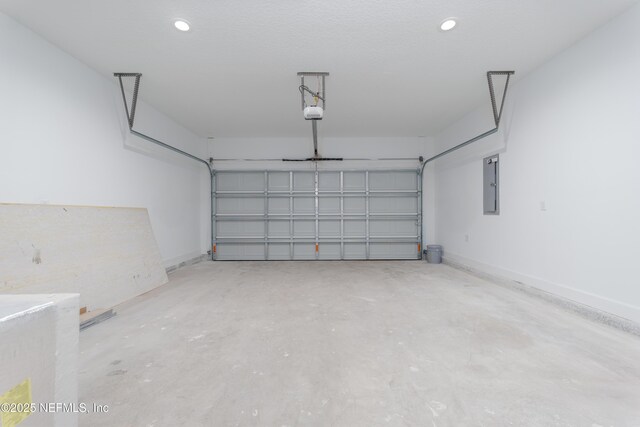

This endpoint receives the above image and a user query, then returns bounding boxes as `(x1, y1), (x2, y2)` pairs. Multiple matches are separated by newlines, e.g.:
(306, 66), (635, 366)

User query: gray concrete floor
(79, 261), (640, 426)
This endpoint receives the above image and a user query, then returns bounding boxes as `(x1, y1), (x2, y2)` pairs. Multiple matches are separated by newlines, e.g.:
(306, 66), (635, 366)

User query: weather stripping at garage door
(212, 170), (422, 260)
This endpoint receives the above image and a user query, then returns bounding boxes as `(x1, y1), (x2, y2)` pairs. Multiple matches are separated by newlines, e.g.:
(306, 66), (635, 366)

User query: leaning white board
(0, 203), (168, 310)
(0, 294), (79, 427)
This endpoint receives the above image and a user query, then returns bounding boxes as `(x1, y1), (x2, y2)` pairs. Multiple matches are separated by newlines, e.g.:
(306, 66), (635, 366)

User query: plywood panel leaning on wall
(0, 203), (168, 310)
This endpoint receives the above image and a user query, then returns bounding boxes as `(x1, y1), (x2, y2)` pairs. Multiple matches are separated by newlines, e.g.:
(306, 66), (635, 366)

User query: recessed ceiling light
(440, 18), (457, 32)
(174, 19), (191, 32)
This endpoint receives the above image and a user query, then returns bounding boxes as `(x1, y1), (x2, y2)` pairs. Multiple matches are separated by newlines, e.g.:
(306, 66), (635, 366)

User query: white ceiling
(1, 0), (637, 137)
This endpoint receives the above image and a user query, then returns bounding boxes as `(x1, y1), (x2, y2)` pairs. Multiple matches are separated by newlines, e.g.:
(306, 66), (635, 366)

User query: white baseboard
(165, 253), (208, 274)
(442, 253), (640, 334)
(163, 251), (207, 269)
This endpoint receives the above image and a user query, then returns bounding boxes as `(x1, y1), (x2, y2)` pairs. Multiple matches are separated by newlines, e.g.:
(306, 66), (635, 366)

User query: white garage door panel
(213, 170), (421, 261)
(370, 243), (418, 259)
(215, 243), (264, 260)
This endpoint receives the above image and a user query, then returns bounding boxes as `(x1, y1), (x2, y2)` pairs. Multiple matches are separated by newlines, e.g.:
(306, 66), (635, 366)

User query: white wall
(208, 136), (437, 243)
(0, 12), (210, 267)
(432, 4), (640, 322)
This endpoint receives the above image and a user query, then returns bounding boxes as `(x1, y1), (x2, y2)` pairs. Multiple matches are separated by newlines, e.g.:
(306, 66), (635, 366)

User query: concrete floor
(79, 261), (640, 426)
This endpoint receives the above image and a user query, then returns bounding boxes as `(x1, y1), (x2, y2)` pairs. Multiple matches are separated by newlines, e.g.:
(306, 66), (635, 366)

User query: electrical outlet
(540, 201), (547, 211)
(464, 233), (470, 242)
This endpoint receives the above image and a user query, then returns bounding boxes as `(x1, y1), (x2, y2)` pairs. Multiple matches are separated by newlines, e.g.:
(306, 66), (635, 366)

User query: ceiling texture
(1, 0), (637, 137)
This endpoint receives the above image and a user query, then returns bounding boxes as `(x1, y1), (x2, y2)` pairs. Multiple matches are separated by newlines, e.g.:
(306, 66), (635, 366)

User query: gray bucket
(426, 245), (443, 264)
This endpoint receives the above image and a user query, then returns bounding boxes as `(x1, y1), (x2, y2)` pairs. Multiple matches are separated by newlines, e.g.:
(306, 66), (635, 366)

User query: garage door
(212, 169), (421, 260)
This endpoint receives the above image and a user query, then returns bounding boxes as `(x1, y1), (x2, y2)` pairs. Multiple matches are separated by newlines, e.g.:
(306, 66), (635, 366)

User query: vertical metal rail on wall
(314, 167), (320, 259)
(365, 171), (370, 260)
(339, 171), (345, 259)
(416, 167), (422, 257)
(212, 171), (217, 259)
(113, 73), (217, 260)
(289, 171), (294, 259)
(418, 71), (515, 253)
(264, 171), (269, 260)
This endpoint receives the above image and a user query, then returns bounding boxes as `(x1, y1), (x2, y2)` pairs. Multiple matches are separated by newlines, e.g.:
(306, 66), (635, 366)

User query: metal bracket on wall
(113, 73), (213, 172)
(420, 70), (515, 172)
(114, 72), (141, 129)
(487, 71), (514, 129)
(113, 72), (216, 259)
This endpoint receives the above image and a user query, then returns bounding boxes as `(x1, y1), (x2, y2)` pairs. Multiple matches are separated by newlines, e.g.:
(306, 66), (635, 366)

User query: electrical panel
(483, 155), (499, 215)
